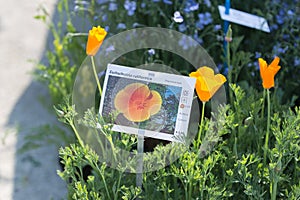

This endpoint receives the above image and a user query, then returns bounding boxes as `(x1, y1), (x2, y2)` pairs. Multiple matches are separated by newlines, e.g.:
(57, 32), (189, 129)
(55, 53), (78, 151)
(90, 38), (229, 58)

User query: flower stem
(91, 56), (102, 96)
(197, 101), (206, 148)
(69, 120), (84, 148)
(263, 89), (271, 166)
(226, 39), (233, 105)
(261, 89), (266, 118)
(99, 166), (111, 199)
(271, 179), (278, 200)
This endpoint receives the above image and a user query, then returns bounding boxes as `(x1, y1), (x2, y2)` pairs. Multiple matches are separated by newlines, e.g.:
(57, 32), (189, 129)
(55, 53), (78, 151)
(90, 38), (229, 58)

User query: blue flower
(213, 24), (222, 31)
(275, 9), (287, 25)
(255, 52), (262, 59)
(106, 44), (115, 51)
(196, 12), (213, 29)
(250, 61), (260, 71)
(102, 14), (108, 22)
(76, 0), (90, 6)
(270, 23), (278, 31)
(217, 63), (229, 76)
(132, 22), (141, 28)
(178, 23), (187, 32)
(96, 0), (109, 4)
(287, 10), (294, 16)
(283, 34), (290, 40)
(193, 33), (203, 44)
(74, 5), (80, 12)
(148, 49), (155, 56)
(223, 66), (229, 76)
(183, 0), (199, 13)
(163, 0), (172, 5)
(74, 1), (89, 12)
(273, 44), (288, 55)
(124, 0), (137, 16)
(117, 23), (126, 29)
(152, 0), (173, 4)
(276, 15), (284, 25)
(178, 35), (197, 50)
(98, 70), (106, 78)
(173, 11), (184, 23)
(294, 57), (300, 66)
(203, 0), (211, 7)
(105, 25), (110, 32)
(108, 2), (118, 11)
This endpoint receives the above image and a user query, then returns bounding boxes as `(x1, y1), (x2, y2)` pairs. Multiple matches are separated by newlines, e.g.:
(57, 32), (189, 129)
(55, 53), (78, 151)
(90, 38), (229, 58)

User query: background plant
(30, 0), (300, 199)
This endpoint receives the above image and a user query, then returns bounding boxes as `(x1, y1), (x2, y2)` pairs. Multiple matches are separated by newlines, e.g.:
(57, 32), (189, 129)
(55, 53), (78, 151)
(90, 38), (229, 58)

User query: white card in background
(218, 5), (270, 33)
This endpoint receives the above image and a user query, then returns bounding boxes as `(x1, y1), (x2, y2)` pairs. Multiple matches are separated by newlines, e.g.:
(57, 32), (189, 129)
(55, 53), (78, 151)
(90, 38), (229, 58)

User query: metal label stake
(223, 0), (231, 52)
(136, 129), (145, 196)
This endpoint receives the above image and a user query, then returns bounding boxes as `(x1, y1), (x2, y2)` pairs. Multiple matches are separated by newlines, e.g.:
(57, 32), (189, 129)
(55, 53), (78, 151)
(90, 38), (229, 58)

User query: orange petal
(114, 89), (130, 113)
(124, 83), (146, 93)
(86, 26), (107, 56)
(210, 83), (223, 98)
(262, 75), (275, 89)
(189, 71), (199, 78)
(114, 83), (163, 122)
(258, 57), (281, 89)
(114, 83), (147, 113)
(190, 66), (227, 102)
(270, 57), (280, 68)
(197, 77), (210, 92)
(130, 84), (151, 102)
(196, 88), (212, 102)
(147, 90), (162, 115)
(198, 66), (215, 79)
(215, 74), (227, 84)
(268, 57), (281, 75)
(258, 58), (268, 80)
(125, 105), (151, 122)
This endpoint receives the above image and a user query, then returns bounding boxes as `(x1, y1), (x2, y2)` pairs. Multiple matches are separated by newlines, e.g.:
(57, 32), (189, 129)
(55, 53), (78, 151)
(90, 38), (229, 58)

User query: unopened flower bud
(225, 25), (232, 42)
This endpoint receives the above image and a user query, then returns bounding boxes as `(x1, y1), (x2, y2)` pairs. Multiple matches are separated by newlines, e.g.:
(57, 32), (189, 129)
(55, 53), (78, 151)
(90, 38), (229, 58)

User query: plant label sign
(99, 64), (196, 142)
(218, 5), (270, 33)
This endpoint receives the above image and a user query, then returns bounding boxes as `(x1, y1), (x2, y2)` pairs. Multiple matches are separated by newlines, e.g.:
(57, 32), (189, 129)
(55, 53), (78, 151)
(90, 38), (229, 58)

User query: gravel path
(0, 1), (67, 199)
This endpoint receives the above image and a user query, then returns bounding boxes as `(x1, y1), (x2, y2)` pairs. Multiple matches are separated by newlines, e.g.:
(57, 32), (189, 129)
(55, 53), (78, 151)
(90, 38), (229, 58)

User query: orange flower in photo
(189, 66), (226, 102)
(86, 26), (107, 56)
(114, 83), (162, 122)
(258, 57), (281, 89)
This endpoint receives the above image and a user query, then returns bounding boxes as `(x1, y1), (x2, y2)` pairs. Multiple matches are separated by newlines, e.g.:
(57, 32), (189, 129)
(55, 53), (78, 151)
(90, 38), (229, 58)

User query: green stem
(100, 168), (111, 199)
(69, 120), (84, 148)
(197, 101), (206, 148)
(184, 182), (188, 200)
(107, 136), (117, 165)
(114, 171), (123, 200)
(233, 136), (238, 158)
(188, 181), (192, 200)
(261, 89), (266, 118)
(264, 89), (271, 166)
(200, 177), (207, 200)
(85, 157), (111, 199)
(226, 40), (232, 104)
(91, 56), (102, 96)
(271, 180), (278, 200)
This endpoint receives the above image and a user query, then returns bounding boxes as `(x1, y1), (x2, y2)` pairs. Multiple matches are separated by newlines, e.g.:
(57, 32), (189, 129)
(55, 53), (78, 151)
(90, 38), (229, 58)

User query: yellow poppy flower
(189, 66), (226, 102)
(258, 57), (281, 89)
(86, 26), (107, 56)
(114, 83), (162, 122)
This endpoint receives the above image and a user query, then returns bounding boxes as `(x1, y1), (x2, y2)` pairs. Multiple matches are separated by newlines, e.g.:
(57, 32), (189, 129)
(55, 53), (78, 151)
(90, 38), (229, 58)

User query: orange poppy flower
(114, 83), (162, 122)
(86, 26), (107, 56)
(189, 66), (226, 102)
(258, 57), (281, 89)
